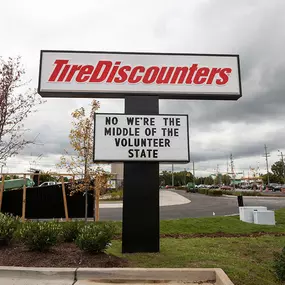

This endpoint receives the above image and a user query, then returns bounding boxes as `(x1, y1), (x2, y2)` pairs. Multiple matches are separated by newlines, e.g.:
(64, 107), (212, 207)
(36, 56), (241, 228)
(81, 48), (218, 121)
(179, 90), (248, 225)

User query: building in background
(111, 163), (124, 188)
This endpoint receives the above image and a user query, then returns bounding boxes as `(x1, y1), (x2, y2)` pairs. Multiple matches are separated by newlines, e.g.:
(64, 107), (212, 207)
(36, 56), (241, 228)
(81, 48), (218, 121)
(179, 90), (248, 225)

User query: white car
(39, 181), (57, 187)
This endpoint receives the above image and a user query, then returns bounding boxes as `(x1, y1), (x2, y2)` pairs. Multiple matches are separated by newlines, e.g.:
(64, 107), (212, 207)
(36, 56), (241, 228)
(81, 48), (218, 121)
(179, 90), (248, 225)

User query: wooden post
(61, 176), (69, 221)
(0, 175), (5, 212)
(22, 174), (27, 222)
(95, 186), (100, 221)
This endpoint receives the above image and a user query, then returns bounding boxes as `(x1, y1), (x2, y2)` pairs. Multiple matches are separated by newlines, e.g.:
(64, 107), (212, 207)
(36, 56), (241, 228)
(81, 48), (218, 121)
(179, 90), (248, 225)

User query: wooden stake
(0, 175), (5, 212)
(22, 174), (27, 222)
(95, 186), (100, 221)
(61, 176), (69, 221)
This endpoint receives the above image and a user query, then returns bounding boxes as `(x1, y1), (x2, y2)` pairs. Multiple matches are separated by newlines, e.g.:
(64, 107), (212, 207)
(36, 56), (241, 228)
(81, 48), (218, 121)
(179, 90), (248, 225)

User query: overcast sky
(1, 0), (285, 177)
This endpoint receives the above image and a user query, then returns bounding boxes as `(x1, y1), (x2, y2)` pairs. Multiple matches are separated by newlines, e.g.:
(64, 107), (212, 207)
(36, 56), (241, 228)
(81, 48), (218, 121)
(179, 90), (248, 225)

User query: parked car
(220, 186), (232, 190)
(39, 181), (57, 187)
(210, 185), (219, 189)
(197, 184), (205, 189)
(267, 183), (281, 192)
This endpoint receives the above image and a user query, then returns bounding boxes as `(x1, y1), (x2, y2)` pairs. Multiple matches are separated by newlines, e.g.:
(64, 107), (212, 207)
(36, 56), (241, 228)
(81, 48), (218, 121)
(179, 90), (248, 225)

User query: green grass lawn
(108, 236), (285, 285)
(106, 208), (285, 285)
(108, 208), (285, 236)
(160, 209), (285, 235)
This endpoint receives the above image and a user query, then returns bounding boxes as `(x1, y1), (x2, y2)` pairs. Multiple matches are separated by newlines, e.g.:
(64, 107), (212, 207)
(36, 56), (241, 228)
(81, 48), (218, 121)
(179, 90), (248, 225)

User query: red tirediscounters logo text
(48, 59), (232, 86)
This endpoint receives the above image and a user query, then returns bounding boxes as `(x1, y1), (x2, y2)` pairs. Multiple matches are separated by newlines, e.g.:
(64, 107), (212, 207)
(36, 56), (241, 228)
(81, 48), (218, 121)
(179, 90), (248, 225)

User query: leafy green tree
(271, 160), (285, 183)
(204, 176), (214, 185)
(262, 172), (280, 184)
(159, 170), (193, 186)
(4, 175), (19, 180)
(159, 171), (172, 186)
(214, 174), (222, 185)
(222, 174), (231, 185)
(195, 177), (204, 185)
(39, 171), (57, 184)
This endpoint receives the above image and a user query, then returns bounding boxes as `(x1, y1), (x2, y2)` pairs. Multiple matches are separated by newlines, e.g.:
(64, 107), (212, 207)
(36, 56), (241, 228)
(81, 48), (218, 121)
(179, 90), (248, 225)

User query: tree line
(159, 159), (285, 187)
(159, 170), (231, 186)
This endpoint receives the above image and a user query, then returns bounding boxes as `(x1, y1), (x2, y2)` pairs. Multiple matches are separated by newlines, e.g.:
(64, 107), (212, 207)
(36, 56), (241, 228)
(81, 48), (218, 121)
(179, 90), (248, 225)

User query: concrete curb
(0, 267), (234, 285)
(0, 267), (76, 284)
(223, 194), (285, 199)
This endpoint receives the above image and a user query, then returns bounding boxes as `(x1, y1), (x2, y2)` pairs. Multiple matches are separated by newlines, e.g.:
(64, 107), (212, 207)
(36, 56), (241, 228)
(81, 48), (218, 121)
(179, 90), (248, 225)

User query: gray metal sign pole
(122, 95), (160, 253)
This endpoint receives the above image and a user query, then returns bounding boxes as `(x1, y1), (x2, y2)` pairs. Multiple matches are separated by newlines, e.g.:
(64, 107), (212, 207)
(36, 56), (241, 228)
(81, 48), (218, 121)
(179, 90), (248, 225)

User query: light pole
(171, 164), (174, 187)
(0, 163), (6, 175)
(278, 150), (285, 183)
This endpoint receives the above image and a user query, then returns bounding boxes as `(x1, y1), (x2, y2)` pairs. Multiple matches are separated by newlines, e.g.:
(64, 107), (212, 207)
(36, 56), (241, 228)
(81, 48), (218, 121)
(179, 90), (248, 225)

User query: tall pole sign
(38, 50), (242, 253)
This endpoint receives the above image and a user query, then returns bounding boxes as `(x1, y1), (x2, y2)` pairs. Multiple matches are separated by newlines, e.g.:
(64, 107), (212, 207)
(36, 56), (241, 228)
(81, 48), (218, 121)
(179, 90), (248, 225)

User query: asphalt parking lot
(98, 190), (285, 221)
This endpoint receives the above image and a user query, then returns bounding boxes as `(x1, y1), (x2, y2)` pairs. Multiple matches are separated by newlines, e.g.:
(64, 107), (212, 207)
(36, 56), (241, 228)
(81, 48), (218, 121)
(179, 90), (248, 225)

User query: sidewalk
(99, 190), (190, 208)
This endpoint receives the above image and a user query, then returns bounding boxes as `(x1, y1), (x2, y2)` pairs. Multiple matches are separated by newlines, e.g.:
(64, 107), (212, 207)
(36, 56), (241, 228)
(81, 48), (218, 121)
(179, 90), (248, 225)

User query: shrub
(222, 190), (262, 196)
(207, 190), (223, 196)
(75, 223), (115, 253)
(0, 213), (19, 245)
(273, 247), (285, 281)
(198, 188), (205, 194)
(17, 221), (61, 251)
(60, 221), (84, 242)
(110, 190), (123, 200)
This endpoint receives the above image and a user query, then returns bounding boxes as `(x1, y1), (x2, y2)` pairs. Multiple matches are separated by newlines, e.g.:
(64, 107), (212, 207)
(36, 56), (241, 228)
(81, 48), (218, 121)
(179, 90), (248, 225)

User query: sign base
(122, 96), (160, 253)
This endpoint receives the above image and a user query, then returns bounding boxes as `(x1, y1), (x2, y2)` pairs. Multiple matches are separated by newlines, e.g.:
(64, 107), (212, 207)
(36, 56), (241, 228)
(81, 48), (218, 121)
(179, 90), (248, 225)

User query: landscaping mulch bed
(0, 243), (129, 268)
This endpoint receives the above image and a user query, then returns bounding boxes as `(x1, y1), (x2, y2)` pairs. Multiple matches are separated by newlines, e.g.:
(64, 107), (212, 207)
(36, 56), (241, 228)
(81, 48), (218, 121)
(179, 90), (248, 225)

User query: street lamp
(278, 150), (285, 182)
(171, 164), (174, 187)
(0, 163), (6, 175)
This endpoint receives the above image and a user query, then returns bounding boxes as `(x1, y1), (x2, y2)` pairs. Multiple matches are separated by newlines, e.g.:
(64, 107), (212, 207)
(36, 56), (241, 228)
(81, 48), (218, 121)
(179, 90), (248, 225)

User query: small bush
(222, 190), (262, 196)
(75, 223), (115, 253)
(198, 188), (206, 194)
(273, 247), (285, 281)
(0, 213), (19, 244)
(110, 190), (123, 200)
(208, 190), (223, 196)
(17, 221), (61, 251)
(60, 221), (83, 242)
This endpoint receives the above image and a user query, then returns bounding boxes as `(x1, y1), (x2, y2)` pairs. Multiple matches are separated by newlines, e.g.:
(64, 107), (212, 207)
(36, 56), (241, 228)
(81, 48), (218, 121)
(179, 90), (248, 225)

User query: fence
(1, 183), (94, 219)
(0, 172), (105, 221)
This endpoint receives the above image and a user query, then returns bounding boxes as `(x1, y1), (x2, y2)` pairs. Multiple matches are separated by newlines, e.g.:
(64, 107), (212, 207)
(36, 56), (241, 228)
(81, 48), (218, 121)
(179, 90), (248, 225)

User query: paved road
(99, 190), (285, 221)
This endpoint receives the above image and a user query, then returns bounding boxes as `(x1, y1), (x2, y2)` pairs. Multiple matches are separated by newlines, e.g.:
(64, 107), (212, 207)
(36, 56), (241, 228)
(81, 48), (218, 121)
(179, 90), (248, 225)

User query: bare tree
(0, 56), (43, 163)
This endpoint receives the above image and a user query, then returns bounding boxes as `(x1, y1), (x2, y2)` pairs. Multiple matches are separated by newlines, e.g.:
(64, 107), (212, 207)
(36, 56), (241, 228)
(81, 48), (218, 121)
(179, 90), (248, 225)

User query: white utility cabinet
(239, 206), (267, 223)
(253, 210), (276, 225)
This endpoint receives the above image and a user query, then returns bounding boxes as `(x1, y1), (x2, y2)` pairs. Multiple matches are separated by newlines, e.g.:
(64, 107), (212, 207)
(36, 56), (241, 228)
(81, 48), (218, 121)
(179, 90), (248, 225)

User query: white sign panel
(38, 51), (242, 100)
(94, 114), (189, 162)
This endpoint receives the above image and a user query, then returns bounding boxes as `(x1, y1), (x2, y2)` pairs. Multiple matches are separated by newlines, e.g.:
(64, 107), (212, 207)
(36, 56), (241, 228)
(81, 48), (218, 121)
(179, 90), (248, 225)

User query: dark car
(267, 183), (281, 192)
(210, 185), (220, 189)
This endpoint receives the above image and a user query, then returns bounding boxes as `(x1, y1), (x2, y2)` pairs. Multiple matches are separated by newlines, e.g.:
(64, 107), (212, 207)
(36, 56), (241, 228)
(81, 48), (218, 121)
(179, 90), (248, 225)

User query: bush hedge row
(0, 213), (115, 253)
(222, 190), (262, 196)
(197, 189), (223, 196)
(197, 188), (263, 197)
